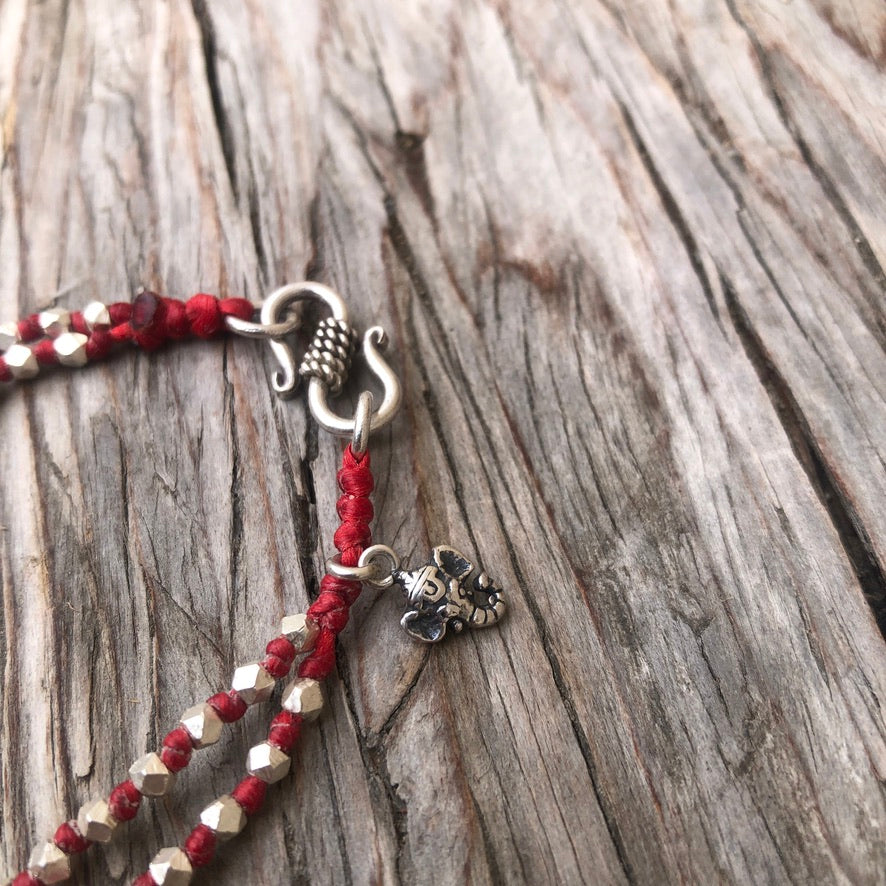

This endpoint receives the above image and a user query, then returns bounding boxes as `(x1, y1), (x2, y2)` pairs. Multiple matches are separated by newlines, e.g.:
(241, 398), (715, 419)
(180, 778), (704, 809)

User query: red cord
(131, 446), (374, 883)
(0, 292), (254, 382)
(10, 446), (376, 884)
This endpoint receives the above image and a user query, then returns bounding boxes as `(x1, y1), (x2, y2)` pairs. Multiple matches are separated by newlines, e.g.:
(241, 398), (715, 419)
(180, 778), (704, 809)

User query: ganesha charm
(327, 544), (506, 643)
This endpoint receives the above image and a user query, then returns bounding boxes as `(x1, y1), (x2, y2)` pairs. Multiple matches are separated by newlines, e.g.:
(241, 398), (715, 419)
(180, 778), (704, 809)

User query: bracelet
(3, 282), (506, 885)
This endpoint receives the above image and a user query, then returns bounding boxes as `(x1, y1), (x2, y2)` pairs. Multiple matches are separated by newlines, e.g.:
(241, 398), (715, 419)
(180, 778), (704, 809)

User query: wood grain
(0, 1), (884, 883)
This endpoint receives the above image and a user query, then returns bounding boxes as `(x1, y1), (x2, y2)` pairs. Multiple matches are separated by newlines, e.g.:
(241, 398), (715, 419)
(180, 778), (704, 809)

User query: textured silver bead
(246, 741), (291, 783)
(149, 847), (193, 885)
(54, 331), (89, 367)
(200, 794), (247, 840)
(180, 702), (223, 749)
(0, 321), (20, 350)
(77, 797), (118, 843)
(298, 317), (359, 395)
(38, 308), (70, 337)
(231, 662), (275, 705)
(129, 752), (175, 797)
(83, 300), (111, 330)
(281, 677), (324, 721)
(4, 343), (39, 379)
(27, 841), (71, 884)
(280, 613), (319, 652)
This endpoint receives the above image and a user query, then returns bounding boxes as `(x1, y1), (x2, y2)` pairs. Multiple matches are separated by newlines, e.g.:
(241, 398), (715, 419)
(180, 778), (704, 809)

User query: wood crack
(722, 0), (886, 296)
(721, 271), (886, 637)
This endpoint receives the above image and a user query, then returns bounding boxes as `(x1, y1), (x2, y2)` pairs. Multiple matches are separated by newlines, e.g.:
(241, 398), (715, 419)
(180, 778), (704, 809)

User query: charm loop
(326, 544), (400, 588)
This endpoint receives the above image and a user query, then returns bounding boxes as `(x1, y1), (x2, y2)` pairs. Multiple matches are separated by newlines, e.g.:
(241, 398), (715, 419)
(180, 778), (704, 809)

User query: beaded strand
(8, 445), (373, 885)
(130, 446), (374, 885)
(0, 291), (255, 383)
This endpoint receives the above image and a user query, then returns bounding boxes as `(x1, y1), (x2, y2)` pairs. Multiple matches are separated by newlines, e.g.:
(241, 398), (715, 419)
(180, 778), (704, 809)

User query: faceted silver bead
(38, 308), (70, 337)
(246, 741), (291, 783)
(82, 300), (111, 330)
(149, 847), (193, 885)
(180, 702), (223, 749)
(0, 321), (20, 350)
(27, 841), (71, 884)
(200, 794), (246, 840)
(231, 662), (275, 705)
(281, 677), (324, 721)
(77, 797), (118, 843)
(54, 332), (89, 367)
(129, 752), (175, 797)
(280, 612), (319, 652)
(4, 343), (38, 379)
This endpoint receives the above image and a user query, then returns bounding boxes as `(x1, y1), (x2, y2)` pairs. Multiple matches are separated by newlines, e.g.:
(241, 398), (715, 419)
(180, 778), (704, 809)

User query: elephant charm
(392, 546), (506, 643)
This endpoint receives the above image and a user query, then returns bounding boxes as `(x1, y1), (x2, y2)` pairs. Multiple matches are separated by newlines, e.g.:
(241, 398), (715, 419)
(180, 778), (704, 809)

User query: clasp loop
(264, 281), (350, 398)
(307, 326), (402, 438)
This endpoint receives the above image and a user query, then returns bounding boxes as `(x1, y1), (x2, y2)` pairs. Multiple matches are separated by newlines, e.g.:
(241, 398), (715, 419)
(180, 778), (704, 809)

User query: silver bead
(281, 677), (324, 721)
(4, 344), (38, 379)
(246, 741), (290, 783)
(129, 752), (175, 797)
(298, 317), (359, 395)
(0, 321), (20, 350)
(280, 613), (319, 652)
(53, 332), (89, 367)
(200, 794), (246, 840)
(27, 841), (71, 884)
(180, 702), (223, 749)
(77, 797), (118, 843)
(82, 300), (111, 330)
(231, 662), (275, 705)
(38, 308), (70, 337)
(149, 847), (193, 885)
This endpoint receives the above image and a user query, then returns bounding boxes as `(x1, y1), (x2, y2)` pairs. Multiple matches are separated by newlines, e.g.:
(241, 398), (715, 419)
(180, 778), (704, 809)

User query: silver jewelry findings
(326, 544), (506, 643)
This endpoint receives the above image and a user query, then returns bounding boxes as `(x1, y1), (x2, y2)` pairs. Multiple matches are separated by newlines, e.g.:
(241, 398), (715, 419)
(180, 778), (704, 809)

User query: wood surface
(0, 1), (884, 883)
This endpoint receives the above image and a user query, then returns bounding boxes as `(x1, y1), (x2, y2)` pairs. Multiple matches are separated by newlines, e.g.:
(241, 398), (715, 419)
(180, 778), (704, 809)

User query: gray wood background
(1, 1), (884, 884)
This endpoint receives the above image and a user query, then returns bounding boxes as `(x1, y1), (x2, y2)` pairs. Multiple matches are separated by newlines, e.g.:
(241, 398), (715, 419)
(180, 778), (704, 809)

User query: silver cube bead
(0, 321), (20, 350)
(281, 677), (324, 721)
(77, 797), (118, 843)
(38, 308), (70, 337)
(246, 741), (290, 783)
(280, 613), (319, 652)
(27, 841), (71, 884)
(4, 343), (38, 379)
(231, 662), (275, 705)
(200, 794), (246, 840)
(54, 332), (89, 367)
(149, 847), (193, 885)
(129, 752), (175, 797)
(180, 702), (223, 749)
(82, 300), (111, 330)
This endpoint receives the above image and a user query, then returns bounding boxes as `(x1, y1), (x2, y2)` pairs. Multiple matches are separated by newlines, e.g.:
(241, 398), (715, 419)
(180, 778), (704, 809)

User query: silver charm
(327, 544), (506, 643)
(392, 546), (506, 643)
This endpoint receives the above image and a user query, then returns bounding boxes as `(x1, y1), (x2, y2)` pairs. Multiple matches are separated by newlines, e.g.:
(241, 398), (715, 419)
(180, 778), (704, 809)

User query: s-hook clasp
(225, 282), (402, 452)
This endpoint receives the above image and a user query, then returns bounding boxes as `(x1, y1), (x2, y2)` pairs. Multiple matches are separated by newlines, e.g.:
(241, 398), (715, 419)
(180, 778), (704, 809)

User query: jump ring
(358, 544), (400, 588)
(224, 312), (301, 340)
(325, 544), (400, 589)
(351, 391), (374, 456)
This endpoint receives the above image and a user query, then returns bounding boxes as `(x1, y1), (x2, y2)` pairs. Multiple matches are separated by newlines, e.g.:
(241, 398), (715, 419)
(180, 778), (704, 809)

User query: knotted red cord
(129, 445), (375, 884)
(0, 292), (254, 382)
(12, 444), (376, 885)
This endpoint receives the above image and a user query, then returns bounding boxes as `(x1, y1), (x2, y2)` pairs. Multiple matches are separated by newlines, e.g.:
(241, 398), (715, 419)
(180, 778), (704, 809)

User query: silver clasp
(226, 281), (401, 449)
(307, 326), (401, 441)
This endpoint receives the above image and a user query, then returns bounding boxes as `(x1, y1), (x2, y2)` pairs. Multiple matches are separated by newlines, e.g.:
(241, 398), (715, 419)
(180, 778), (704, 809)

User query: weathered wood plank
(1, 1), (884, 884)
